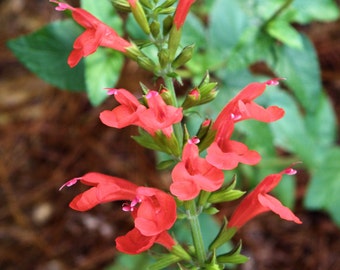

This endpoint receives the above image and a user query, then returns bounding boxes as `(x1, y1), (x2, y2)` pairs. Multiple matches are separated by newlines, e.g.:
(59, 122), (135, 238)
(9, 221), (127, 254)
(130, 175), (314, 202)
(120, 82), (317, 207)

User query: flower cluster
(60, 173), (176, 254)
(52, 0), (302, 267)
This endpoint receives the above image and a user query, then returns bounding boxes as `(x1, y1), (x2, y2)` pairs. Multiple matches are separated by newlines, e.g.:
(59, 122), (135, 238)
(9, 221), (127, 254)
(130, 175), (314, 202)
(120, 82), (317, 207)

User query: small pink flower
(228, 168), (302, 229)
(173, 0), (196, 29)
(60, 172), (176, 254)
(170, 139), (224, 200)
(50, 0), (132, 68)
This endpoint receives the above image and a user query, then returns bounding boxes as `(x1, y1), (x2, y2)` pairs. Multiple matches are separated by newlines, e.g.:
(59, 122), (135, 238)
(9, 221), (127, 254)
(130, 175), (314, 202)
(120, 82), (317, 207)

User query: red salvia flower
(170, 137), (224, 200)
(213, 79), (285, 131)
(100, 88), (146, 128)
(50, 0), (132, 68)
(60, 173), (176, 254)
(173, 0), (196, 29)
(206, 79), (285, 170)
(138, 91), (183, 137)
(227, 168), (302, 229)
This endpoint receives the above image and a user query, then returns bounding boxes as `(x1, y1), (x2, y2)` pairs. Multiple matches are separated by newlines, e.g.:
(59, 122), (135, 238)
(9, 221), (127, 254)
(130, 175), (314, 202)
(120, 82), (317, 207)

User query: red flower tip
(146, 90), (159, 99)
(189, 88), (200, 100)
(202, 119), (211, 127)
(105, 88), (119, 95)
(59, 177), (81, 191)
(188, 136), (200, 145)
(49, 0), (71, 11)
(127, 0), (137, 8)
(173, 0), (196, 29)
(265, 77), (286, 86)
(283, 167), (297, 175)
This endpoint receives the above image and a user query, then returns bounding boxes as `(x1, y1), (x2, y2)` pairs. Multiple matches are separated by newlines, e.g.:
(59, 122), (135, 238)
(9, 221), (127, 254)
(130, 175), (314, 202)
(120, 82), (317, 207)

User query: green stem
(164, 75), (178, 107)
(184, 200), (206, 266)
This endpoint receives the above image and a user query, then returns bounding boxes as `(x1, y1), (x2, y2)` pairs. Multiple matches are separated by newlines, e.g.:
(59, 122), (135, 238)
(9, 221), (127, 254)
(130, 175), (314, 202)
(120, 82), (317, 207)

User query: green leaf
(292, 0), (340, 23)
(208, 0), (248, 57)
(85, 50), (124, 105)
(81, 0), (125, 105)
(266, 20), (302, 49)
(269, 34), (322, 112)
(182, 13), (206, 48)
(304, 147), (340, 225)
(7, 20), (85, 91)
(266, 89), (315, 167)
(305, 92), (337, 159)
(216, 241), (249, 264)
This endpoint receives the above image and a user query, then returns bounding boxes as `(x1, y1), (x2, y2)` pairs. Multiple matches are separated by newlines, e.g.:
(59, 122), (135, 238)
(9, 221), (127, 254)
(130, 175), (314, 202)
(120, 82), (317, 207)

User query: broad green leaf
(81, 0), (125, 105)
(85, 50), (124, 105)
(266, 20), (302, 49)
(266, 89), (315, 167)
(208, 0), (248, 57)
(269, 34), (321, 112)
(304, 147), (340, 225)
(7, 20), (85, 91)
(182, 13), (206, 48)
(292, 0), (340, 23)
(305, 92), (337, 160)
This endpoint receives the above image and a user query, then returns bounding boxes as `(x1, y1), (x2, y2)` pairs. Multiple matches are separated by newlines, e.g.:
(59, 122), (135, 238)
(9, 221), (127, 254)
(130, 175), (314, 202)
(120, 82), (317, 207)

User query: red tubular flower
(138, 91), (183, 137)
(213, 79), (285, 130)
(100, 88), (146, 128)
(170, 138), (224, 200)
(50, 0), (132, 68)
(173, 0), (196, 29)
(206, 79), (285, 170)
(227, 168), (302, 229)
(60, 173), (176, 254)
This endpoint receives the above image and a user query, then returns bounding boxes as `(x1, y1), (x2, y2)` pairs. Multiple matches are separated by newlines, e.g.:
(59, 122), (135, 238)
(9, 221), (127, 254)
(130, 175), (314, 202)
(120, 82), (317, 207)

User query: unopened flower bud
(158, 49), (169, 69)
(128, 0), (150, 34)
(168, 25), (182, 60)
(196, 119), (216, 152)
(111, 0), (131, 12)
(163, 15), (173, 36)
(150, 20), (160, 38)
(181, 88), (200, 109)
(159, 0), (177, 8)
(139, 0), (152, 9)
(159, 88), (173, 105)
(172, 44), (194, 69)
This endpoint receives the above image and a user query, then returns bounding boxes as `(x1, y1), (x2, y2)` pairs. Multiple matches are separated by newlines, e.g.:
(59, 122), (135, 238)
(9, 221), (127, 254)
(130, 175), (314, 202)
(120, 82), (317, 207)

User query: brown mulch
(1, 1), (340, 270)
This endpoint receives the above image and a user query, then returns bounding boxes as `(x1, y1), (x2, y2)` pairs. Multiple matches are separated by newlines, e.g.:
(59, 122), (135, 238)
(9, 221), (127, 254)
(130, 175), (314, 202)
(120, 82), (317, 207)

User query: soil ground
(1, 1), (340, 269)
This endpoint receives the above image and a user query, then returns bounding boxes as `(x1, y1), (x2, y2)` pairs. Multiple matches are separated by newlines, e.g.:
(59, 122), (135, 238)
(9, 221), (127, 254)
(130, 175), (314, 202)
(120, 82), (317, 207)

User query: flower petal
(258, 193), (302, 224)
(115, 228), (156, 254)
